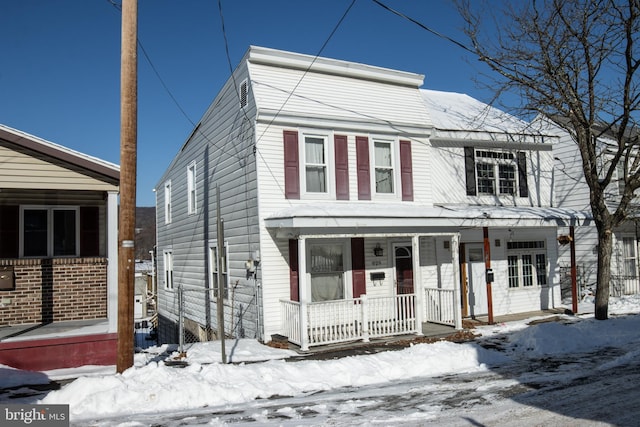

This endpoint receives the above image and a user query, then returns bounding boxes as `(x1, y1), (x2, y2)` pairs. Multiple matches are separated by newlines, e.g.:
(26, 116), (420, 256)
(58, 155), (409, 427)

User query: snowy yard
(1, 295), (639, 426)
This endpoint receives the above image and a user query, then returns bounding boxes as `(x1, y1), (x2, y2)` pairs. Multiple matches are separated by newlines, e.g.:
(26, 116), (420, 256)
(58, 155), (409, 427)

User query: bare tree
(458, 0), (640, 319)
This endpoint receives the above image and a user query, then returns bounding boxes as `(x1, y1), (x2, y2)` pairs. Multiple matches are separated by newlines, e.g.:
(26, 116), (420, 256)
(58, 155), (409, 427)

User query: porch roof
(264, 203), (592, 238)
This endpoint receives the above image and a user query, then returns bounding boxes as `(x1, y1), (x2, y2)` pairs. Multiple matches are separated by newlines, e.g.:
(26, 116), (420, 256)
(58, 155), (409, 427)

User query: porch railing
(423, 288), (456, 327)
(610, 275), (640, 297)
(280, 294), (418, 349)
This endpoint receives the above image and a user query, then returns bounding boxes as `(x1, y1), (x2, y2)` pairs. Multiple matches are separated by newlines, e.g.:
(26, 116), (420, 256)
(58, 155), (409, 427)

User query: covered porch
(265, 203), (591, 351)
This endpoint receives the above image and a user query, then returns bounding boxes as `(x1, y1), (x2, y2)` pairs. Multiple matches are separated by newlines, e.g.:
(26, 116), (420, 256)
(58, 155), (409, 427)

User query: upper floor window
(164, 180), (172, 224)
(20, 206), (79, 257)
(465, 148), (528, 198)
(283, 131), (413, 201)
(374, 140), (394, 194)
(187, 162), (196, 215)
(304, 135), (328, 193)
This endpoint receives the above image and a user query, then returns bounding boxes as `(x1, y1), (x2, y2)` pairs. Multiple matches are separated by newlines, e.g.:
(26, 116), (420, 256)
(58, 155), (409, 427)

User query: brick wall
(0, 258), (108, 326)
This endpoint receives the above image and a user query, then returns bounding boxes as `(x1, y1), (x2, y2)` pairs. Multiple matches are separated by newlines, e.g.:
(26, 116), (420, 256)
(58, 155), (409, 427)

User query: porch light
(373, 243), (384, 257)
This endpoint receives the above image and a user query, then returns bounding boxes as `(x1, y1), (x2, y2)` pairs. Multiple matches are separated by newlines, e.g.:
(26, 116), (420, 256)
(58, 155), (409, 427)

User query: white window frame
(372, 139), (396, 196)
(187, 161), (197, 215)
(164, 180), (172, 224)
(163, 249), (174, 290)
(300, 131), (334, 199)
(19, 206), (80, 258)
(507, 241), (548, 289)
(475, 150), (518, 196)
(209, 241), (229, 300)
(306, 239), (351, 302)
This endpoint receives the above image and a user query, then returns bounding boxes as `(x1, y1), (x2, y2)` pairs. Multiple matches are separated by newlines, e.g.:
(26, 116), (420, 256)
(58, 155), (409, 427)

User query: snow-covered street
(2, 295), (639, 426)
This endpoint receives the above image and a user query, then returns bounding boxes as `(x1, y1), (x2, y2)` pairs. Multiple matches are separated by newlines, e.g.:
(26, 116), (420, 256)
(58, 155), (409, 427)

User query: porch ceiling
(264, 203), (592, 239)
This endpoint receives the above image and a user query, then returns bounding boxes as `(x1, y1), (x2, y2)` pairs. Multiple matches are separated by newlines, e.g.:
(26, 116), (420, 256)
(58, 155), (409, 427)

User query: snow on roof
(421, 90), (552, 144)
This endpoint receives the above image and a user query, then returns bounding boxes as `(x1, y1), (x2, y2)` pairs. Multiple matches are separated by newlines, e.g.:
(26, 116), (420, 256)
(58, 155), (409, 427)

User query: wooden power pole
(116, 0), (137, 373)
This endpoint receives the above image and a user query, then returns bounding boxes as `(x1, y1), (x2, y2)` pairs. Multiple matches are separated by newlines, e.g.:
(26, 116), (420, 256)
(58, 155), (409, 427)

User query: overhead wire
(370, 0), (475, 54)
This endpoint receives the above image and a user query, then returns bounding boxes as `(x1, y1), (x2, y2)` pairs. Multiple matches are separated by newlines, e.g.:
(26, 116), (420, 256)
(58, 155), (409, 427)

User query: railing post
(361, 294), (369, 343)
(412, 235), (423, 336)
(451, 234), (463, 330)
(298, 238), (309, 351)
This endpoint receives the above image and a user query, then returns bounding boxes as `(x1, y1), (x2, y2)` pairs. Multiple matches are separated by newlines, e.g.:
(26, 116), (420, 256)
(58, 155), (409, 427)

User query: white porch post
(298, 238), (309, 351)
(412, 234), (423, 336)
(451, 233), (463, 330)
(106, 190), (119, 333)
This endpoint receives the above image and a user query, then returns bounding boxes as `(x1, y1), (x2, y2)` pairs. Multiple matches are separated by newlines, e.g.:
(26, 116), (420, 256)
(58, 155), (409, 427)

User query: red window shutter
(355, 136), (371, 200)
(334, 134), (349, 200)
(351, 238), (366, 298)
(283, 130), (300, 199)
(80, 206), (100, 257)
(0, 205), (19, 258)
(399, 140), (414, 201)
(289, 239), (299, 301)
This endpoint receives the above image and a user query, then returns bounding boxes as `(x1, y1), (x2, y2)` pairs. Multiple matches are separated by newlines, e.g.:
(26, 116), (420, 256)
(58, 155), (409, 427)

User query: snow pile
(39, 340), (508, 420)
(0, 295), (638, 423)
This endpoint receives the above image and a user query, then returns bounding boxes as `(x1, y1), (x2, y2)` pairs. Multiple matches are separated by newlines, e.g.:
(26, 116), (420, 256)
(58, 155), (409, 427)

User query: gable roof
(0, 124), (120, 183)
(421, 89), (553, 146)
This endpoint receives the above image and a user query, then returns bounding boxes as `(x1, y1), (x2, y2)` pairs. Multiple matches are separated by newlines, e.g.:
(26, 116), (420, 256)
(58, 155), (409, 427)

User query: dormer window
(465, 148), (528, 197)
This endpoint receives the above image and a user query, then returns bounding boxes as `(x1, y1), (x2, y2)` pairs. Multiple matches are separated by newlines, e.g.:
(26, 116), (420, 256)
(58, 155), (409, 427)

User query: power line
(371, 0), (475, 54)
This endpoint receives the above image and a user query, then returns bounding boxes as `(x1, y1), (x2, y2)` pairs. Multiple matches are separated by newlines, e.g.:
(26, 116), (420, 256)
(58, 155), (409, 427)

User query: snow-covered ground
(2, 295), (639, 426)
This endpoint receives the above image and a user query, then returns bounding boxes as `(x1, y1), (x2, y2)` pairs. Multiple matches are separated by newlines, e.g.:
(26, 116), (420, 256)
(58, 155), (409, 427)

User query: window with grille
(473, 150), (521, 196)
(507, 241), (547, 288)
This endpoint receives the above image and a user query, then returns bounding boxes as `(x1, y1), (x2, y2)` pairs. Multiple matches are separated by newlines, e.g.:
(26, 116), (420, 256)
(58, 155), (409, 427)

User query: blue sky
(1, 0), (498, 207)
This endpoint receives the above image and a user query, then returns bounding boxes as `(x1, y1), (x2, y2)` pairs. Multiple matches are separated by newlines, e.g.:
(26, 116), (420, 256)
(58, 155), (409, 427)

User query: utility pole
(116, 0), (137, 373)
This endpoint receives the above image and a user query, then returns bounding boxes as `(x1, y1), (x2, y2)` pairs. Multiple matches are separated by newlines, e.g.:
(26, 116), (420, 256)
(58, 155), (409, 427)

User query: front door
(466, 244), (488, 317)
(394, 244), (413, 294)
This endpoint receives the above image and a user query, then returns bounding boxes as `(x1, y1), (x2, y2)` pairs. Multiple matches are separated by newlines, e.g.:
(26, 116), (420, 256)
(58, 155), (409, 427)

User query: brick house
(0, 124), (119, 371)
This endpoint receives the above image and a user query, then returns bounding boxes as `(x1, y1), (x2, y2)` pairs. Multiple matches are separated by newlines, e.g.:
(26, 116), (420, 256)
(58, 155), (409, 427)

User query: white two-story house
(537, 117), (640, 298)
(156, 46), (588, 351)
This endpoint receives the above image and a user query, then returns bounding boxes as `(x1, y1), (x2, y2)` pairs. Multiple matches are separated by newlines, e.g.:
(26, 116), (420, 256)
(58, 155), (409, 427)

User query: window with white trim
(374, 140), (394, 194)
(164, 180), (172, 224)
(507, 241), (547, 288)
(209, 242), (229, 299)
(187, 162), (196, 215)
(20, 206), (79, 257)
(308, 242), (346, 302)
(303, 135), (328, 193)
(476, 151), (516, 195)
(163, 249), (174, 289)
